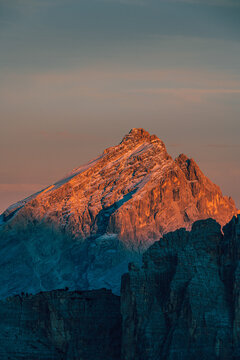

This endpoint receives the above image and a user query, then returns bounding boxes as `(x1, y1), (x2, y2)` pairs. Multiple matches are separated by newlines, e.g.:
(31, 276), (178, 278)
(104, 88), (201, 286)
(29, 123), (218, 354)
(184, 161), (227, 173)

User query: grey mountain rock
(121, 215), (240, 360)
(1, 216), (240, 359)
(0, 128), (237, 297)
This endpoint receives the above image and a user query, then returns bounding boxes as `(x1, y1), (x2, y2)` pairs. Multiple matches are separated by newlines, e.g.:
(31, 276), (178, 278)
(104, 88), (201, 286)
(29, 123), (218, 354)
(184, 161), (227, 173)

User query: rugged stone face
(0, 289), (121, 360)
(0, 128), (237, 297)
(1, 216), (240, 360)
(3, 128), (236, 244)
(121, 215), (240, 360)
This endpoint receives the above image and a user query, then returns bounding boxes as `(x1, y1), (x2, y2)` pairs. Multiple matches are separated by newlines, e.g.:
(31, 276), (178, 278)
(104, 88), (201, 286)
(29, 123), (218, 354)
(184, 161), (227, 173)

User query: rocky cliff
(121, 214), (240, 360)
(0, 289), (121, 360)
(1, 216), (240, 360)
(0, 128), (237, 297)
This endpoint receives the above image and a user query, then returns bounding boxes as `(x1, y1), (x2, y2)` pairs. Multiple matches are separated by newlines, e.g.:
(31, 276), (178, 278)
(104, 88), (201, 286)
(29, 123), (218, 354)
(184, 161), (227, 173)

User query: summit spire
(121, 128), (151, 143)
(120, 128), (163, 146)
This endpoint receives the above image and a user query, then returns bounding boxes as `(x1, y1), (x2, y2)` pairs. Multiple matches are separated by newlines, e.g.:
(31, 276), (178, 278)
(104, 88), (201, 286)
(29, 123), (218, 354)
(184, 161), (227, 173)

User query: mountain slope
(1, 216), (240, 360)
(0, 128), (237, 297)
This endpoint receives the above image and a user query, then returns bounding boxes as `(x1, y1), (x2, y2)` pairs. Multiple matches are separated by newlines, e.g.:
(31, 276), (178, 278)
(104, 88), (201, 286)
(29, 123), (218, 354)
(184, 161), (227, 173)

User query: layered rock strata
(121, 215), (240, 360)
(0, 128), (237, 297)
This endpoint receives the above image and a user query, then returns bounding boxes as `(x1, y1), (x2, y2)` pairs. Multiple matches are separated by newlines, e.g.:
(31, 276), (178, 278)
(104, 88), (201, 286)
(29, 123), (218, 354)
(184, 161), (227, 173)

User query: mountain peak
(101, 128), (166, 158)
(129, 128), (150, 137)
(121, 128), (154, 144)
(119, 128), (165, 154)
(0, 127), (238, 297)
(176, 153), (190, 163)
(129, 128), (150, 138)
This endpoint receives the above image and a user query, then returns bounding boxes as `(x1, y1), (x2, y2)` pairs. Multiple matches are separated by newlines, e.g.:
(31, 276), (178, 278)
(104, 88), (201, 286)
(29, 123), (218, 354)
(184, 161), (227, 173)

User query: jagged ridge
(2, 128), (237, 245)
(0, 128), (237, 297)
(121, 215), (240, 360)
(1, 216), (240, 359)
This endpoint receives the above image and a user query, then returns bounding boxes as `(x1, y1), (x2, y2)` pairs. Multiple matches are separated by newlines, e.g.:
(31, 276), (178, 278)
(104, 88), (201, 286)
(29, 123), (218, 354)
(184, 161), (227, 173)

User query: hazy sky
(0, 0), (240, 212)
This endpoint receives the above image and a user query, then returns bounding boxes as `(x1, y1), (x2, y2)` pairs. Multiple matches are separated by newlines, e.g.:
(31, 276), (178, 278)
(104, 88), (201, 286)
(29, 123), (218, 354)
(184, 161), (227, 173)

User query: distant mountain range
(0, 128), (238, 297)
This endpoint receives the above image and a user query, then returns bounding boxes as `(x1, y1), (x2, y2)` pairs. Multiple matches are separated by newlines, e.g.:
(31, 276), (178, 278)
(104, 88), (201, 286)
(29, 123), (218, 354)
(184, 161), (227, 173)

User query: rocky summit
(0, 128), (237, 297)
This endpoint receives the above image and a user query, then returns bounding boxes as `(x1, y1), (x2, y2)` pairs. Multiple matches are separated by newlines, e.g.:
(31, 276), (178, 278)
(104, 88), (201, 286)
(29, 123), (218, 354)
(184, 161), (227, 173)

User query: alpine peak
(0, 128), (238, 297)
(120, 128), (161, 145)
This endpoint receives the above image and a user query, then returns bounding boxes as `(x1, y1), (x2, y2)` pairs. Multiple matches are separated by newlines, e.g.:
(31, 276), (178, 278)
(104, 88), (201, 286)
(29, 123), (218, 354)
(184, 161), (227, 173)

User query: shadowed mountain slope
(121, 215), (240, 360)
(0, 128), (237, 297)
(1, 216), (240, 359)
(0, 289), (121, 360)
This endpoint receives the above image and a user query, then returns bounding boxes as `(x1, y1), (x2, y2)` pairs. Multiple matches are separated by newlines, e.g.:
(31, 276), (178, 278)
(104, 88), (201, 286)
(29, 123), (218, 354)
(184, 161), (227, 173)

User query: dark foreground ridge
(121, 215), (240, 360)
(0, 215), (240, 359)
(0, 289), (121, 360)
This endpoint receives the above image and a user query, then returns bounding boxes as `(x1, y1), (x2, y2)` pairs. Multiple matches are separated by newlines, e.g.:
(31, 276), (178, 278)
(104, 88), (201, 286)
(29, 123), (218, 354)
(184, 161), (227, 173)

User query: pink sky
(1, 0), (239, 212)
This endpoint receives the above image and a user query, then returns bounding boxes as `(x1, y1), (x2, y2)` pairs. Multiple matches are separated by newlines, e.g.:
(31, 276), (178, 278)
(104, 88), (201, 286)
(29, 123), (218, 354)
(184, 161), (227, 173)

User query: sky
(0, 0), (240, 212)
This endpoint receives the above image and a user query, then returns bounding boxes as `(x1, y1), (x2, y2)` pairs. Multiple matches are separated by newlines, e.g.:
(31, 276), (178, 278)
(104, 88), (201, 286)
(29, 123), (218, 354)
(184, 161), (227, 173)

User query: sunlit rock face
(121, 215), (240, 360)
(0, 128), (237, 297)
(0, 289), (121, 360)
